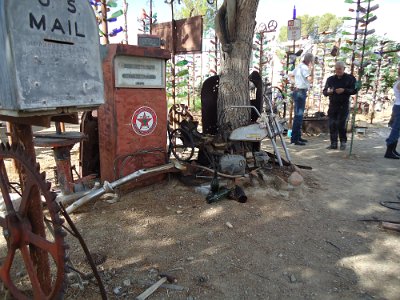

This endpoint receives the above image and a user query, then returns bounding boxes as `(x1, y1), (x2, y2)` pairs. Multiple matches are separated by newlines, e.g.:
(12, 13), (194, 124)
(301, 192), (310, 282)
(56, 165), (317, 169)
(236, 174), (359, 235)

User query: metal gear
(0, 143), (67, 299)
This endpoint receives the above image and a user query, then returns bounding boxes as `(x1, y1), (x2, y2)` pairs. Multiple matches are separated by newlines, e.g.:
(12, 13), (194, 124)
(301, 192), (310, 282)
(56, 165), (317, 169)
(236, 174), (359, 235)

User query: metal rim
(0, 143), (67, 299)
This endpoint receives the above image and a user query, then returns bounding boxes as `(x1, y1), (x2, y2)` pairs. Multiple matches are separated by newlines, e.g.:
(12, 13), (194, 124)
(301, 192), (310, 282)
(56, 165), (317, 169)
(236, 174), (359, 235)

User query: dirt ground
(1, 112), (400, 300)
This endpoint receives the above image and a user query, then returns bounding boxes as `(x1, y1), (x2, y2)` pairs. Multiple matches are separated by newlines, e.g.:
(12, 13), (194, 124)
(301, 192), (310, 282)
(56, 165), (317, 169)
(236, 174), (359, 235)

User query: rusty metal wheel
(170, 128), (195, 162)
(0, 143), (67, 299)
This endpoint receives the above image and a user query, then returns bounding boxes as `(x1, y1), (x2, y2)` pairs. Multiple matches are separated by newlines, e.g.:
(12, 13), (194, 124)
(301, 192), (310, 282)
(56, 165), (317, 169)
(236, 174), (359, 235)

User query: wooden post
(101, 0), (109, 44)
(123, 0), (129, 44)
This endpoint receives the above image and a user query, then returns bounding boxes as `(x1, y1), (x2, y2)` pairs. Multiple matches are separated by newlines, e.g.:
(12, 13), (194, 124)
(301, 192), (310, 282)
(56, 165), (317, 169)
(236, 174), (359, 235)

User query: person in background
(384, 65), (400, 159)
(323, 61), (357, 150)
(289, 52), (314, 146)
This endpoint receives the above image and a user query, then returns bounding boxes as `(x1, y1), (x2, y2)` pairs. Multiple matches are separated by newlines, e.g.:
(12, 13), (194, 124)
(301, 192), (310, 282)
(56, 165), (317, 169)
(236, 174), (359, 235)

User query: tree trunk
(217, 0), (259, 129)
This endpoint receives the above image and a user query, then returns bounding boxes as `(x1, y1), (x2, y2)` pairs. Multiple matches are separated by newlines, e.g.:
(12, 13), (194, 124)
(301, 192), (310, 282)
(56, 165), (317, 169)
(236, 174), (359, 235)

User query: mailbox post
(98, 44), (170, 189)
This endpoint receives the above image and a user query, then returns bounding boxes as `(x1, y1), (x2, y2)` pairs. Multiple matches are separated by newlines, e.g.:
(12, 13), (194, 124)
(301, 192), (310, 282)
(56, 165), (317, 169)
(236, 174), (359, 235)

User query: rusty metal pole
(171, 1), (177, 105)
(370, 42), (384, 124)
(349, 0), (371, 156)
(318, 43), (327, 112)
(284, 51), (294, 128)
(149, 0), (153, 34)
(9, 123), (52, 294)
(350, 0), (361, 76)
(192, 53), (196, 108)
(288, 37), (296, 129)
(289, 43), (295, 129)
(259, 31), (264, 78)
(214, 0), (218, 74)
(187, 57), (191, 108)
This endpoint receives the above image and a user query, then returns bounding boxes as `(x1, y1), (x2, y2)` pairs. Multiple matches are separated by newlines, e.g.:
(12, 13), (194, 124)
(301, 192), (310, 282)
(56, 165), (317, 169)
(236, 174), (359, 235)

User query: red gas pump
(98, 44), (170, 190)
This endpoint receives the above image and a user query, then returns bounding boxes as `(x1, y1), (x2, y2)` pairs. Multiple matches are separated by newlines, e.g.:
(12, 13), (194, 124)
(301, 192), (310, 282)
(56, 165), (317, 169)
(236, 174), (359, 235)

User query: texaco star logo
(131, 106), (157, 136)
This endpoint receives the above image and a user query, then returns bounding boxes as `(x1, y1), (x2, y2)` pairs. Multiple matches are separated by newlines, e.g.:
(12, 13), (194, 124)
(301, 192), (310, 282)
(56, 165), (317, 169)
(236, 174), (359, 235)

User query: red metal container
(98, 44), (170, 189)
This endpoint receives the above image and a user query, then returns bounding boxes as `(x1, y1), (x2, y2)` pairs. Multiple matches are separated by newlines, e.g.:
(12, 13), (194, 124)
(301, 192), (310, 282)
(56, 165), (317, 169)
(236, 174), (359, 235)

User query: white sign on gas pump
(287, 19), (301, 41)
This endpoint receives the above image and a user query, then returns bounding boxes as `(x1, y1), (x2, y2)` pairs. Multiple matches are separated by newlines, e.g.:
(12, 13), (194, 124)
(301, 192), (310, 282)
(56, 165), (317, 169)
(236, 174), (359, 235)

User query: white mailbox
(0, 0), (104, 117)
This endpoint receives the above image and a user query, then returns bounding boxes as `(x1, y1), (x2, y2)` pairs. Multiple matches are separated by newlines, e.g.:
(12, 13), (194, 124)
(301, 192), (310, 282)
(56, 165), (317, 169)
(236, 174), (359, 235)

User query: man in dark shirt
(323, 61), (357, 150)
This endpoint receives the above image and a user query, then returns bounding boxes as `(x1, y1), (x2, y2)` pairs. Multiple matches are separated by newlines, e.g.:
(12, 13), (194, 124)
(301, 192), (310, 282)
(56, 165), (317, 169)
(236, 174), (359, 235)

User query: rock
(279, 190), (290, 200)
(186, 257), (194, 261)
(234, 176), (251, 188)
(196, 275), (208, 283)
(226, 222), (233, 229)
(278, 253), (283, 258)
(195, 186), (210, 196)
(265, 188), (280, 198)
(273, 175), (288, 190)
(113, 286), (123, 295)
(105, 196), (119, 204)
(259, 170), (275, 185)
(123, 279), (131, 287)
(16, 271), (24, 278)
(293, 165), (304, 176)
(101, 193), (116, 200)
(290, 274), (297, 283)
(288, 171), (303, 187)
(176, 210), (183, 214)
(250, 175), (262, 187)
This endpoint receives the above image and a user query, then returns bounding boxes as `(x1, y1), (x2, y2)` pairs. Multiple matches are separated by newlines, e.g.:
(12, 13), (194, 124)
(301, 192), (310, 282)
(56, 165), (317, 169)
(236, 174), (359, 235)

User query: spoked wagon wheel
(0, 143), (67, 299)
(170, 128), (195, 162)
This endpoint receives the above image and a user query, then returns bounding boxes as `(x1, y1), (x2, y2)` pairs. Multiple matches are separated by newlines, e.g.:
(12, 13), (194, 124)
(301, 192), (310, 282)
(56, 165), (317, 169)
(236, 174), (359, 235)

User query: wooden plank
(382, 222), (400, 232)
(136, 277), (167, 300)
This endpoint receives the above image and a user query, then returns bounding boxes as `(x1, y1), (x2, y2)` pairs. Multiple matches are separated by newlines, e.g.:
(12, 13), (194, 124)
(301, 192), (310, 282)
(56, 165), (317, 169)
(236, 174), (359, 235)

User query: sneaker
(326, 144), (338, 150)
(340, 143), (346, 150)
(299, 137), (308, 143)
(293, 141), (306, 146)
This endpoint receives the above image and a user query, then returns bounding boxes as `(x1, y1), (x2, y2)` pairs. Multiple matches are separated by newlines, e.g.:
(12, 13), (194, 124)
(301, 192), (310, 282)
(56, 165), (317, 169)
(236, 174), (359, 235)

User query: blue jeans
(291, 89), (307, 143)
(386, 104), (400, 145)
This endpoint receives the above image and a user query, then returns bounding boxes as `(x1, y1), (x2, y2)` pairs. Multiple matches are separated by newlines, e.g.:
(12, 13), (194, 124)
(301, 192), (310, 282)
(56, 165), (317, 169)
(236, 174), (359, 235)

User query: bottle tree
(252, 22), (276, 80)
(369, 40), (400, 123)
(312, 32), (338, 112)
(342, 0), (379, 155)
(89, 0), (125, 44)
(137, 8), (158, 34)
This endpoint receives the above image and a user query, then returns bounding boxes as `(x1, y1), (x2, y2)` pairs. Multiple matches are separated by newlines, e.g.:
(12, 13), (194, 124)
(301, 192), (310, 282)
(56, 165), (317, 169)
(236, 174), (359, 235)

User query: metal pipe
(66, 163), (178, 213)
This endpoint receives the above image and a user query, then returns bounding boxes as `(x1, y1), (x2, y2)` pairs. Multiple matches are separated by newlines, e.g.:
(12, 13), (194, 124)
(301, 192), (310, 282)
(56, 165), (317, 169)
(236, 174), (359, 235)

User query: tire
(170, 128), (195, 162)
